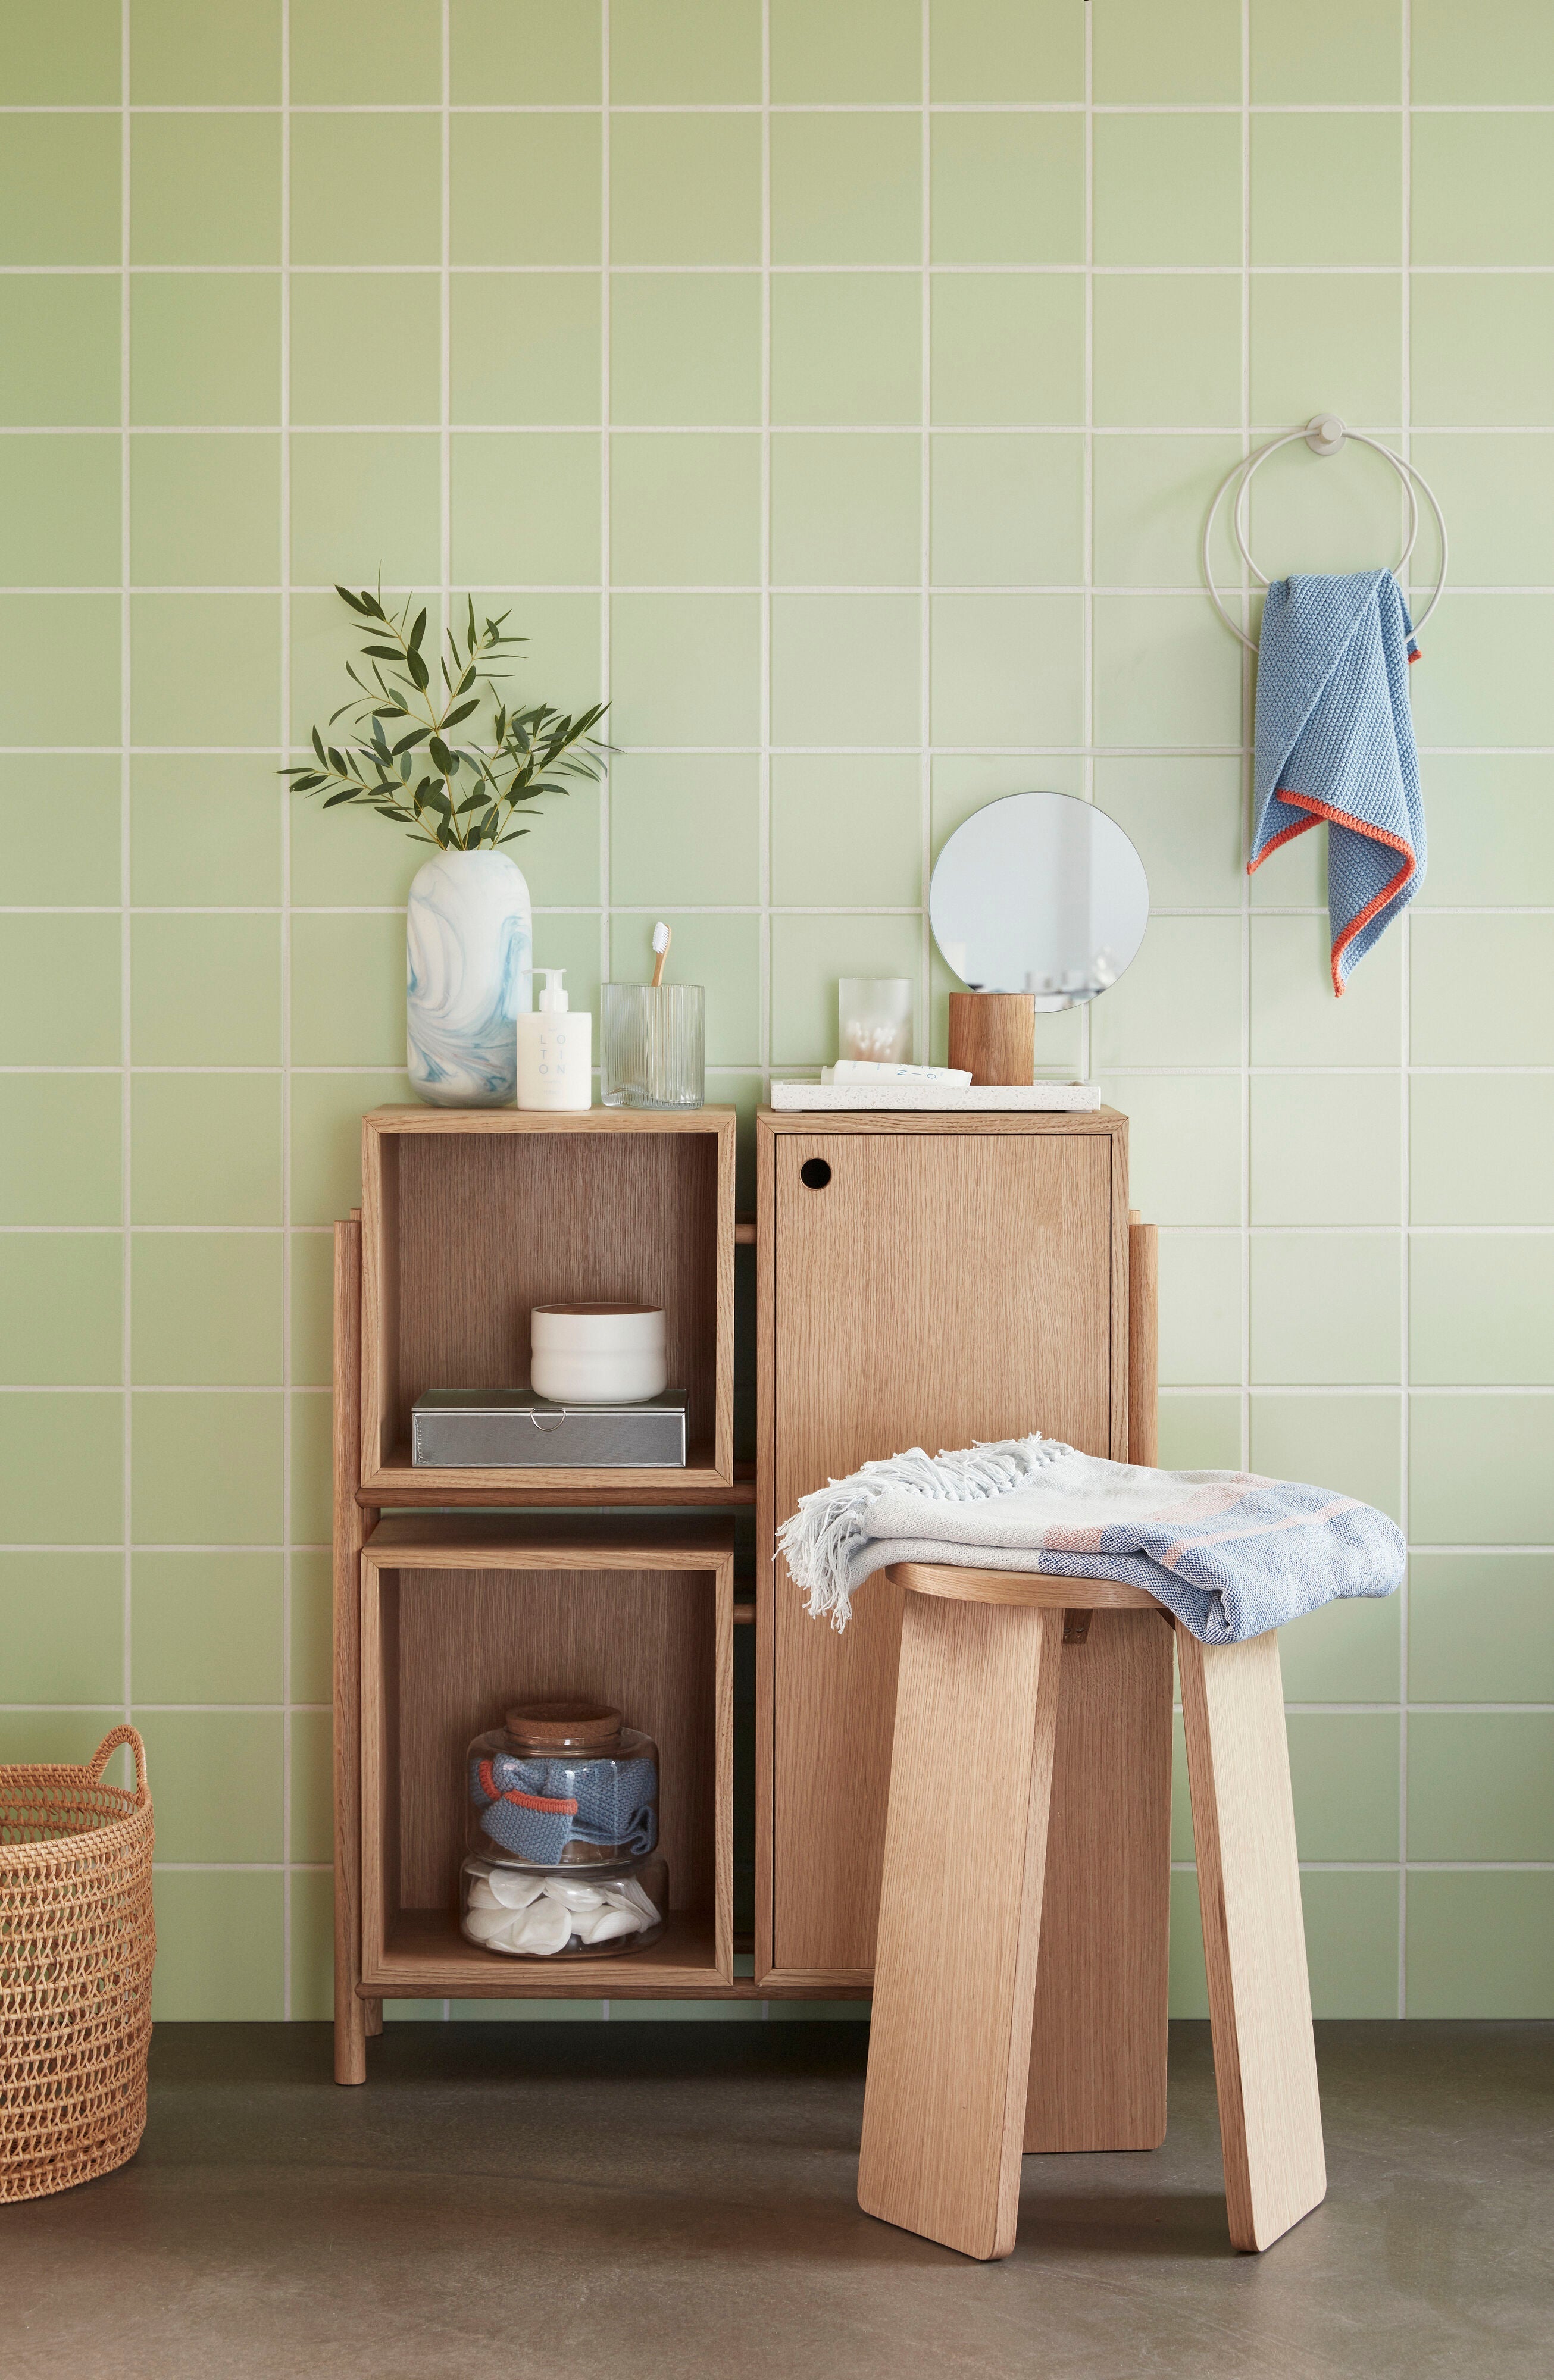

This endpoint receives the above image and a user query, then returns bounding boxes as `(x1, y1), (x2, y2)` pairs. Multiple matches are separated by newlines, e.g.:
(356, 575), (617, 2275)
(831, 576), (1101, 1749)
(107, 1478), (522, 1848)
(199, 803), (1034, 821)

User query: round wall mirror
(929, 792), (1149, 1009)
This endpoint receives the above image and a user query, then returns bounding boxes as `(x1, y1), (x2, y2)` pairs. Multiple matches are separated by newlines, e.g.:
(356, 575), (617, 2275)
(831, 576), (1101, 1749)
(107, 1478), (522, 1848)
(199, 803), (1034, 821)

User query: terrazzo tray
(769, 1081), (1102, 1112)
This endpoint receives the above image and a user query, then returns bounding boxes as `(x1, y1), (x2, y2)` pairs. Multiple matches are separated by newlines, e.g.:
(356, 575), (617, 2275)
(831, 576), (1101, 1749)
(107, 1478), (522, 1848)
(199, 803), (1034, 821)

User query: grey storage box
(411, 1389), (688, 1468)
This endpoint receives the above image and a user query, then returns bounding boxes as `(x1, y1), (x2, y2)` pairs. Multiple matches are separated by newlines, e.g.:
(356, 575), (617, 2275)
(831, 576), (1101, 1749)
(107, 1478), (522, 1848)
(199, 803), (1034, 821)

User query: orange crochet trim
(1248, 788), (1417, 997)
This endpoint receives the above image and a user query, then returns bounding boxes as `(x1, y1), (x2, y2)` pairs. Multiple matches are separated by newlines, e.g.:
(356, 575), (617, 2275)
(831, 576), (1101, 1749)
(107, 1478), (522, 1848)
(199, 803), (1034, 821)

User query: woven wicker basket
(1, 1726), (155, 2202)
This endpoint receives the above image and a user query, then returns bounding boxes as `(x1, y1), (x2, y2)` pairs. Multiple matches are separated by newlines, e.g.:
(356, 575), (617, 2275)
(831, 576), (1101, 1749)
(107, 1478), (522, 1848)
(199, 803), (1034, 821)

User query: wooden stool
(856, 1563), (1325, 2260)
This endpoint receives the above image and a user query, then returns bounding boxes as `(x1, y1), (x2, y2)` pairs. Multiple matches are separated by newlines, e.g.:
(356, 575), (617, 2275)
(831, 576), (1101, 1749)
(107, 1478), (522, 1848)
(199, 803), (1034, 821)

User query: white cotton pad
(540, 1878), (606, 1911)
(465, 1878), (503, 1910)
(510, 1898), (572, 1955)
(462, 1906), (517, 1945)
(574, 1906), (642, 1944)
(487, 1869), (545, 1910)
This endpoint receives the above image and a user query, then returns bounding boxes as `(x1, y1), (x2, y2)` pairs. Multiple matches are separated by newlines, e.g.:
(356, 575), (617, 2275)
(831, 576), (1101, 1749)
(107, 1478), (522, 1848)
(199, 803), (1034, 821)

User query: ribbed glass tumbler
(599, 983), (705, 1110)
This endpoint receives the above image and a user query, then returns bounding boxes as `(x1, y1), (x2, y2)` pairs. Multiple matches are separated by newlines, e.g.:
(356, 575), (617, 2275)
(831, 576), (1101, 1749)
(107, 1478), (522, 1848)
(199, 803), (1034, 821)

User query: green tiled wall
(2, 1), (1549, 2025)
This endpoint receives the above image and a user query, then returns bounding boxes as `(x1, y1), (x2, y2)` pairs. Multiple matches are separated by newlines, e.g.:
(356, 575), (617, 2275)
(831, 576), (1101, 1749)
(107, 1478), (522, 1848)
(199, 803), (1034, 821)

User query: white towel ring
(1203, 414), (1449, 654)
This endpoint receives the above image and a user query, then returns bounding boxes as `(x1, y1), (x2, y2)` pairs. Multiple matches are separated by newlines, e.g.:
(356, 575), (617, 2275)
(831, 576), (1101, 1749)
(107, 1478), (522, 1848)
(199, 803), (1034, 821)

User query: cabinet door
(771, 1129), (1115, 1978)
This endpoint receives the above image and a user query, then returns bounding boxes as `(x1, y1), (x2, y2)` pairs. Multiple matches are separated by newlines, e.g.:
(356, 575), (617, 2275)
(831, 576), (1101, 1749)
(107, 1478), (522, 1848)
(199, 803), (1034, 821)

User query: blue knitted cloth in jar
(469, 1750), (658, 1864)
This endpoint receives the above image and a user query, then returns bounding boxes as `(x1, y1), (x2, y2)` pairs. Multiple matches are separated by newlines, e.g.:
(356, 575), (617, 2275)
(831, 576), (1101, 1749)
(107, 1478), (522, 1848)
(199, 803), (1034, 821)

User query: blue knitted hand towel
(1250, 569), (1424, 994)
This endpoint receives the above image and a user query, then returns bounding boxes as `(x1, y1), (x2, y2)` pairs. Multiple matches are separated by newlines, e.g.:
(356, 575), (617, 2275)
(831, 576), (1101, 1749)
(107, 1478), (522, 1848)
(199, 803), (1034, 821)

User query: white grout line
(1397, 0), (1414, 2019)
(918, 2), (931, 1061)
(1238, 0), (1253, 1477)
(279, 0), (293, 2019)
(118, 0), (132, 1771)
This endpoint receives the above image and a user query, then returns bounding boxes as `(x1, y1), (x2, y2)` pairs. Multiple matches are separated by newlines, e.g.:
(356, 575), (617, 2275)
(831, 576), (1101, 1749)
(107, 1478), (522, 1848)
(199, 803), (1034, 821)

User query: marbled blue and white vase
(406, 849), (532, 1106)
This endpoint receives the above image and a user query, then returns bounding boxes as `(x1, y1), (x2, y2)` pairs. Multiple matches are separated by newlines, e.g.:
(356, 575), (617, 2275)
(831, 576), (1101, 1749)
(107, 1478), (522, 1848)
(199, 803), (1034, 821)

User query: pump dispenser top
(515, 967), (591, 1110)
(538, 969), (569, 1013)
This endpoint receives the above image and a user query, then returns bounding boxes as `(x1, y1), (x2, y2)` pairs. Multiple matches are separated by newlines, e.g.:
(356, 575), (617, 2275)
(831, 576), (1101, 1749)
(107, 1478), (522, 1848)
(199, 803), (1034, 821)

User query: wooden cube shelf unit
(359, 1515), (735, 1999)
(359, 1105), (736, 1502)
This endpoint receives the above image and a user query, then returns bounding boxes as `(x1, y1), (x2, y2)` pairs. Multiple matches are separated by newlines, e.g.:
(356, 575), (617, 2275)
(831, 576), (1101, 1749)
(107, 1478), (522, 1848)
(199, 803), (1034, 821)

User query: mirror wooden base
(948, 992), (1036, 1086)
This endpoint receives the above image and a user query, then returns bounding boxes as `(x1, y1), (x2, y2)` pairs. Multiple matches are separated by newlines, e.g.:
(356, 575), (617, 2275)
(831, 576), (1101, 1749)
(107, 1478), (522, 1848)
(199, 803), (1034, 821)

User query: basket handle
(87, 1724), (149, 1802)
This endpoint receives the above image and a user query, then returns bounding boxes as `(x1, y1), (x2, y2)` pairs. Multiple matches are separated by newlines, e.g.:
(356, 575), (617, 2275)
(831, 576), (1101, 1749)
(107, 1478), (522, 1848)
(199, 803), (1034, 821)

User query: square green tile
(771, 275), (921, 427)
(136, 1709), (282, 1861)
(130, 756), (281, 907)
(1412, 277), (1554, 430)
(292, 1386), (334, 1545)
(1247, 427), (1415, 583)
(1251, 1232), (1402, 1387)
(130, 114), (278, 267)
(1092, 757), (1243, 909)
(290, 273), (442, 428)
(771, 433), (919, 589)
(0, 759), (119, 907)
(771, 755), (921, 909)
(291, 0), (440, 101)
(930, 433), (1082, 588)
(1302, 1872), (1400, 2019)
(929, 0), (1084, 102)
(1093, 593), (1243, 746)
(471, 588), (601, 716)
(132, 1074), (282, 1227)
(289, 431), (440, 590)
(771, 912), (921, 1067)
(1414, 115), (1554, 270)
(451, 431), (601, 587)
(1248, 1392), (1402, 1522)
(773, 593), (920, 747)
(1409, 1714), (1554, 1863)
(0, 1715), (126, 1767)
(609, 593), (759, 746)
(930, 274), (1083, 427)
(0, 433), (119, 586)
(1250, 1074), (1402, 1227)
(289, 1230), (336, 1391)
(1409, 1554), (1554, 1703)
(291, 1542), (334, 1702)
(0, 593), (118, 746)
(130, 1235), (283, 1388)
(0, 1233), (121, 1387)
(1410, 1395), (1554, 1545)
(931, 114), (1081, 267)
(1409, 442), (1554, 597)
(930, 592), (1080, 747)
(132, 1389), (283, 1545)
(1411, 594), (1554, 750)
(1278, 1591), (1400, 1705)
(1251, 115), (1401, 267)
(1092, 916), (1242, 1070)
(0, 278), (120, 428)
(131, 0), (280, 103)
(1, 0), (121, 102)
(130, 915), (280, 1070)
(0, 1392), (122, 1543)
(771, 112), (920, 269)
(292, 115), (440, 268)
(290, 791), (420, 911)
(1411, 1236), (1553, 1389)
(289, 1866), (335, 2020)
(289, 587), (436, 756)
(1095, 276), (1242, 429)
(1411, 1077), (1554, 1228)
(1250, 273), (1402, 431)
(611, 432), (758, 587)
(130, 594), (280, 748)
(1249, 915), (1401, 1068)
(929, 749), (1084, 860)
(129, 433), (279, 588)
(292, 912), (405, 1067)
(1249, 0), (1399, 102)
(0, 915), (120, 1066)
(612, 0), (758, 101)
(609, 753), (759, 909)
(1093, 0), (1241, 102)
(131, 1550), (282, 1702)
(1156, 1232), (1240, 1386)
(1412, 916), (1554, 1067)
(611, 114), (759, 268)
(454, 0), (600, 100)
(1406, 1873), (1554, 2019)
(608, 913), (760, 1067)
(0, 1076), (122, 1226)
(1249, 809), (1325, 911)
(130, 274), (281, 427)
(0, 115), (119, 267)
(770, 0), (920, 101)
(1102, 1073), (1243, 1227)
(1287, 1714), (1399, 1861)
(1092, 434), (1242, 590)
(451, 114), (600, 267)
(513, 777), (602, 910)
(150, 1871), (284, 2021)
(610, 274), (760, 425)
(1413, 0), (1554, 102)
(1155, 1390), (1242, 1471)
(290, 1705), (333, 1863)
(290, 1068), (411, 1228)
(452, 272), (601, 426)
(1094, 114), (1242, 269)
(0, 1552), (121, 1702)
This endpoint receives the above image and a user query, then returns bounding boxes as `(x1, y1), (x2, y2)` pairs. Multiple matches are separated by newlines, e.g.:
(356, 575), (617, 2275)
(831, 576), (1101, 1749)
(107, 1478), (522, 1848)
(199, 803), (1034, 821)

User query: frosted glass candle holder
(838, 978), (912, 1066)
(599, 983), (705, 1110)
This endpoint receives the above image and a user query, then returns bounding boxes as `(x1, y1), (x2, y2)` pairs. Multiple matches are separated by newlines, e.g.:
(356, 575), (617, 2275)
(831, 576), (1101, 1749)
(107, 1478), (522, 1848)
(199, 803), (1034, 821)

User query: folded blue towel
(1250, 569), (1424, 994)
(470, 1751), (658, 1864)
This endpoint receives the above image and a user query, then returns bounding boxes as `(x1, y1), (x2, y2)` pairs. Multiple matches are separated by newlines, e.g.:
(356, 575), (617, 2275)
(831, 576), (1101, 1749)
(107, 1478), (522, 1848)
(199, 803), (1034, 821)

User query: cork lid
(504, 1699), (622, 1749)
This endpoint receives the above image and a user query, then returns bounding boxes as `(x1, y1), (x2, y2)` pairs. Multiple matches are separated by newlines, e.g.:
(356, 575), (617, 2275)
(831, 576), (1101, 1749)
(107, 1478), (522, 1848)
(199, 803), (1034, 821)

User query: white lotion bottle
(515, 968), (592, 1111)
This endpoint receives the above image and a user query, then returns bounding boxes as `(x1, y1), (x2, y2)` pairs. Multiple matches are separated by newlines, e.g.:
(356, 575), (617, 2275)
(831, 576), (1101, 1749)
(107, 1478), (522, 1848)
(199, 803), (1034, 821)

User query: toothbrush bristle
(652, 921), (670, 952)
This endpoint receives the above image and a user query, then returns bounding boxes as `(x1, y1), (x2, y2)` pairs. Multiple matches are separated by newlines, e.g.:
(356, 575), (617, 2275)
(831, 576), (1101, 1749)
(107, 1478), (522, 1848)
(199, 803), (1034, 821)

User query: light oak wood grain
(1128, 1213), (1159, 1469)
(332, 1218), (373, 2084)
(891, 1562), (1157, 1611)
(358, 1452), (755, 1507)
(857, 1596), (1064, 2261)
(759, 1106), (1127, 1138)
(947, 991), (1036, 1085)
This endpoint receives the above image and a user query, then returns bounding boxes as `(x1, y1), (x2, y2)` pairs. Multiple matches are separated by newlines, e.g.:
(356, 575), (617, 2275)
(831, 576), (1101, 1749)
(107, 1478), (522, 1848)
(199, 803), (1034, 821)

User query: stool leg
(857, 1595), (1064, 2261)
(1178, 1628), (1326, 2251)
(1025, 1608), (1172, 2152)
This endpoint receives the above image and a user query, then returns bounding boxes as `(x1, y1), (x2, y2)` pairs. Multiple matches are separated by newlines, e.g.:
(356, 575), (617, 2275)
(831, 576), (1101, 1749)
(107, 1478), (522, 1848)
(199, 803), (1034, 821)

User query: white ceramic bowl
(530, 1302), (667, 1405)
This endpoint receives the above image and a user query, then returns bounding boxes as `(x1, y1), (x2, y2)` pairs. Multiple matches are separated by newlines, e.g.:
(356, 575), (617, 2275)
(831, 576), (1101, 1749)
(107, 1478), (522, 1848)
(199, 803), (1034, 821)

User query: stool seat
(855, 1561), (1327, 2263)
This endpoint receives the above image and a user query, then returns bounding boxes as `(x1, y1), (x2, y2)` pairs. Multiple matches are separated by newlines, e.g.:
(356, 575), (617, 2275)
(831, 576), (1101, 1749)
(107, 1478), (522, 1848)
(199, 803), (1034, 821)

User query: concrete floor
(1, 2022), (1549, 2379)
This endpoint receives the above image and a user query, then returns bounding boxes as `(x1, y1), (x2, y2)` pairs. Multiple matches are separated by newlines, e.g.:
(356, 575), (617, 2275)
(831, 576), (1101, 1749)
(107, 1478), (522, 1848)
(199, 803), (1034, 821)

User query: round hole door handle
(800, 1158), (832, 1189)
(528, 1406), (568, 1430)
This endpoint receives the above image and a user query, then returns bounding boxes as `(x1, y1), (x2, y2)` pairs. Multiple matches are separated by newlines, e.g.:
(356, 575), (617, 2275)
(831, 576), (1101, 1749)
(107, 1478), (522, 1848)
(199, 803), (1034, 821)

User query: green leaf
(407, 649), (429, 692)
(428, 735), (453, 774)
(312, 725), (326, 766)
(443, 697), (479, 729)
(323, 787), (359, 808)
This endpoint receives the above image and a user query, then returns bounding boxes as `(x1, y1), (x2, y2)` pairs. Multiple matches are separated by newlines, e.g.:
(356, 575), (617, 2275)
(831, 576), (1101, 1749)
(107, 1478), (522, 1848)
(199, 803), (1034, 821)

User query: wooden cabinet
(755, 1110), (1130, 1987)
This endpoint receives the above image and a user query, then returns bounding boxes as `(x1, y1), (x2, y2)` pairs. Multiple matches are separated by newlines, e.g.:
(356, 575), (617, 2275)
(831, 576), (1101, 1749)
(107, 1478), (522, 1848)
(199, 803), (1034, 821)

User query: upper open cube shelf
(359, 1106), (736, 1502)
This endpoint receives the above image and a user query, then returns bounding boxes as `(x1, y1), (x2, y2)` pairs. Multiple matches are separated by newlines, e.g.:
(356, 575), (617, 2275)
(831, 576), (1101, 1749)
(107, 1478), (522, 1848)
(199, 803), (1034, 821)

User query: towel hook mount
(1203, 415), (1449, 654)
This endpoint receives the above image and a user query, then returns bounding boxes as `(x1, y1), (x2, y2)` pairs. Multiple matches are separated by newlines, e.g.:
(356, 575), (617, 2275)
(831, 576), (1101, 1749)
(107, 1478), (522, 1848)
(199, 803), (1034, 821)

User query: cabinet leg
(1178, 1628), (1326, 2251)
(336, 1994), (368, 2086)
(1025, 1608), (1172, 2152)
(365, 1999), (383, 2038)
(858, 1596), (1064, 2261)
